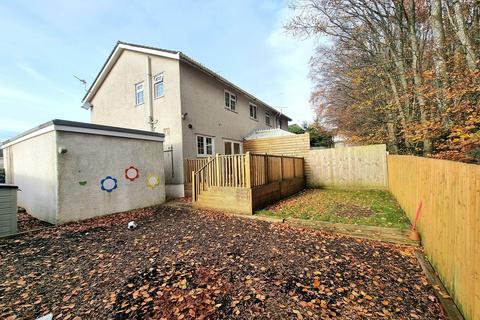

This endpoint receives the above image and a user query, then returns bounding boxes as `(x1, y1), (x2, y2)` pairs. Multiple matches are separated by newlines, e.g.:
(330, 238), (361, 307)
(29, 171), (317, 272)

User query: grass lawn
(257, 188), (410, 229)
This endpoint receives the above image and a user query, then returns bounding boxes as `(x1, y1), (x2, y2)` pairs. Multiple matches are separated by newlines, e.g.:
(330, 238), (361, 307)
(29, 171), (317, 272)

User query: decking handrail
(195, 157), (215, 173)
(191, 156), (216, 201)
(189, 152), (304, 203)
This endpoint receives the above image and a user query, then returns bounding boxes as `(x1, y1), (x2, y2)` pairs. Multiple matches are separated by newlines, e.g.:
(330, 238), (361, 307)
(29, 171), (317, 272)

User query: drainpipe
(146, 56), (155, 132)
(274, 111), (282, 129)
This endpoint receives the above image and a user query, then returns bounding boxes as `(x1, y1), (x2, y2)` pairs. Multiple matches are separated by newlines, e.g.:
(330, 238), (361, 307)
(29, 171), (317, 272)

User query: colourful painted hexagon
(146, 174), (159, 189)
(101, 176), (118, 192)
(125, 166), (140, 181)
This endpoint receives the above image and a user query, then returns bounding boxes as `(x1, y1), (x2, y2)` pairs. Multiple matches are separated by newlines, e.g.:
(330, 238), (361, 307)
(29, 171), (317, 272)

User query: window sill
(250, 117), (258, 121)
(225, 107), (238, 114)
(135, 103), (144, 107)
(154, 95), (165, 100)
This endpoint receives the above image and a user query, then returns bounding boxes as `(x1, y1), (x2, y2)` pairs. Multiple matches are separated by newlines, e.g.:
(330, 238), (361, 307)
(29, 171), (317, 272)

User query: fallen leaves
(0, 206), (445, 319)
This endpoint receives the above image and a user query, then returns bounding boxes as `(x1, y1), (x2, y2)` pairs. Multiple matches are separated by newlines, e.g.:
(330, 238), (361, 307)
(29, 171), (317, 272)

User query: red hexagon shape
(125, 166), (140, 181)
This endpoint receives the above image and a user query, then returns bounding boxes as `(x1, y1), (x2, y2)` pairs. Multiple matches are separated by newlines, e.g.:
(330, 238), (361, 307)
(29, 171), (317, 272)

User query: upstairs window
(135, 82), (144, 106)
(249, 103), (257, 120)
(265, 111), (271, 126)
(153, 74), (164, 99)
(224, 90), (236, 111)
(197, 135), (214, 157)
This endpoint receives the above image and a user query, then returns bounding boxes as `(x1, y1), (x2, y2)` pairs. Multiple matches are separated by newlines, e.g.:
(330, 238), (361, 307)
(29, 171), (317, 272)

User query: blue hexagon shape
(100, 176), (118, 192)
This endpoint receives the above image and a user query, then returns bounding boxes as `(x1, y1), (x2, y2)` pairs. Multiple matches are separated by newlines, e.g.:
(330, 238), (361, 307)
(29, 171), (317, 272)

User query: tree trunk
(407, 0), (433, 155)
(386, 120), (399, 154)
(431, 0), (449, 83)
(386, 73), (413, 152)
(430, 0), (450, 128)
(452, 0), (478, 70)
(380, 77), (400, 153)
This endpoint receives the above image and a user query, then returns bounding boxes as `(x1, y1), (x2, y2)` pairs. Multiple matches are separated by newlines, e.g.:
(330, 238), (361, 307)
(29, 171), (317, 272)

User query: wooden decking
(186, 153), (306, 214)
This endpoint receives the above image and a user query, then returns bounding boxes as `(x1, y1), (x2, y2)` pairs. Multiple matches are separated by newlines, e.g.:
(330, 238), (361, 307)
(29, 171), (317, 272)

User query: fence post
(215, 153), (220, 187)
(280, 156), (284, 181)
(293, 157), (296, 178)
(245, 152), (252, 188)
(302, 158), (305, 177)
(264, 153), (268, 184)
(184, 160), (188, 183)
(191, 171), (196, 202)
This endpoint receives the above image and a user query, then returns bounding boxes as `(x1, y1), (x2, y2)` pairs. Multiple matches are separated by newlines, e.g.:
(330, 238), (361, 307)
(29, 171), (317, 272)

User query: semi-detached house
(81, 41), (292, 198)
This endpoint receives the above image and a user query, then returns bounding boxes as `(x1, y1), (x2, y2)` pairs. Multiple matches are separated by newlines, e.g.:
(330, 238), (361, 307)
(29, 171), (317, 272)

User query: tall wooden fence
(243, 133), (310, 158)
(388, 155), (479, 320)
(308, 144), (388, 189)
(244, 136), (387, 189)
(250, 154), (304, 187)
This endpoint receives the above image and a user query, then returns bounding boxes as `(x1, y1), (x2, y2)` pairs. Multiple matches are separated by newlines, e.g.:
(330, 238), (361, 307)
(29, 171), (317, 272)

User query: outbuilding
(1, 119), (165, 224)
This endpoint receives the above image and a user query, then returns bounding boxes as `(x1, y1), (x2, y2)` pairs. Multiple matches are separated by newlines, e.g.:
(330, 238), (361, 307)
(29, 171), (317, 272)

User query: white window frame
(249, 103), (258, 120)
(224, 90), (237, 112)
(153, 73), (164, 99)
(223, 139), (243, 155)
(265, 111), (271, 126)
(196, 135), (215, 157)
(135, 82), (144, 106)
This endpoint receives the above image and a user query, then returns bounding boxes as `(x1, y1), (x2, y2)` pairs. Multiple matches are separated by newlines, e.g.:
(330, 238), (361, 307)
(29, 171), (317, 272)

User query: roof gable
(82, 41), (291, 121)
(82, 41), (180, 104)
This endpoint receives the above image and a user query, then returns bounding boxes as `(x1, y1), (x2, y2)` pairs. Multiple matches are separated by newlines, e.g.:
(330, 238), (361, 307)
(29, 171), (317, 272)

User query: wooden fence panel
(294, 158), (304, 177)
(388, 155), (480, 320)
(282, 157), (294, 180)
(251, 154), (266, 187)
(243, 134), (310, 158)
(267, 156), (282, 182)
(307, 144), (388, 189)
(185, 158), (209, 183)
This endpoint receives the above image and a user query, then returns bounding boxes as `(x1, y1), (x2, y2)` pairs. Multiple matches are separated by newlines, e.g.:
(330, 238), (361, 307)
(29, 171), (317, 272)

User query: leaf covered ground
(259, 188), (410, 229)
(17, 210), (52, 232)
(0, 206), (443, 319)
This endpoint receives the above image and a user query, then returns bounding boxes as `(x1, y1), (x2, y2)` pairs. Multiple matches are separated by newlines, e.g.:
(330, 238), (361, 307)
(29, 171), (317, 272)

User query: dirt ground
(0, 206), (444, 319)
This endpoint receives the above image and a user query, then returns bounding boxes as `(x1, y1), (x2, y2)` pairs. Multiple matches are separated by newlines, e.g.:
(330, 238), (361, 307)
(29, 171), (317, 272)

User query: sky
(0, 0), (319, 142)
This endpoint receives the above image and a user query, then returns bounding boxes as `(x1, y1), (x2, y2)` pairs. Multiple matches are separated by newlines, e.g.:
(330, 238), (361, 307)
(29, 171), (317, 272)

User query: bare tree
(286, 0), (480, 162)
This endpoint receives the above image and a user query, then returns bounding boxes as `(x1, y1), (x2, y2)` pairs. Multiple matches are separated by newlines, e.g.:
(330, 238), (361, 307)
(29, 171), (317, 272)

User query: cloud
(265, 6), (317, 125)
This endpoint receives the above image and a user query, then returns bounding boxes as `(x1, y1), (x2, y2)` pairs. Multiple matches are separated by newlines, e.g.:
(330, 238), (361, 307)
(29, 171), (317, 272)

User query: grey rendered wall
(3, 131), (58, 224)
(56, 131), (165, 224)
(90, 50), (184, 189)
(179, 62), (284, 160)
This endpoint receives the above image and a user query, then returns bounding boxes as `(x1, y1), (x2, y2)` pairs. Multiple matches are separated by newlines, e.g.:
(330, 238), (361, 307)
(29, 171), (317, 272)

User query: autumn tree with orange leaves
(287, 0), (480, 163)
